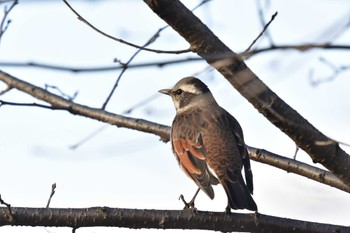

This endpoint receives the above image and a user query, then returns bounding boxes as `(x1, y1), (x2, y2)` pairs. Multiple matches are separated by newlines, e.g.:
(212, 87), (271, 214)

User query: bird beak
(158, 89), (171, 96)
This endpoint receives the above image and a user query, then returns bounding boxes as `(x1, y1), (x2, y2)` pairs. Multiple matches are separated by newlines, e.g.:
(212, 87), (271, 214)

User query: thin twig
(0, 100), (66, 110)
(244, 44), (350, 59)
(192, 0), (212, 11)
(0, 0), (17, 46)
(255, 0), (274, 45)
(101, 0), (213, 109)
(62, 0), (190, 54)
(0, 58), (203, 72)
(243, 11), (278, 54)
(70, 92), (161, 150)
(0, 43), (348, 72)
(101, 27), (165, 110)
(69, 125), (108, 150)
(293, 146), (299, 160)
(45, 84), (78, 101)
(0, 85), (11, 95)
(0, 194), (15, 222)
(309, 57), (350, 86)
(46, 183), (56, 208)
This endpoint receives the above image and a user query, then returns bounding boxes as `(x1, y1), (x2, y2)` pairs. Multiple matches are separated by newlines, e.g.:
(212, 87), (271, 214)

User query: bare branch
(245, 44), (350, 59)
(45, 84), (78, 101)
(0, 207), (348, 232)
(66, 0), (213, 110)
(0, 43), (348, 72)
(69, 125), (108, 150)
(46, 183), (56, 208)
(0, 58), (202, 72)
(192, 0), (213, 11)
(144, 0), (350, 187)
(101, 27), (165, 110)
(248, 146), (350, 193)
(293, 145), (299, 160)
(0, 0), (17, 46)
(62, 0), (190, 54)
(309, 57), (350, 86)
(243, 11), (278, 54)
(0, 99), (65, 110)
(255, 0), (274, 45)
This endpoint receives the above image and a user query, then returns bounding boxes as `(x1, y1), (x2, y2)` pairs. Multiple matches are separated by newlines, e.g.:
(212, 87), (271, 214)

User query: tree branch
(0, 0), (17, 46)
(143, 0), (350, 187)
(255, 0), (274, 45)
(0, 58), (202, 72)
(247, 146), (350, 193)
(0, 70), (348, 193)
(0, 43), (348, 72)
(0, 207), (348, 232)
(101, 26), (167, 110)
(309, 57), (350, 86)
(45, 183), (56, 208)
(243, 11), (278, 54)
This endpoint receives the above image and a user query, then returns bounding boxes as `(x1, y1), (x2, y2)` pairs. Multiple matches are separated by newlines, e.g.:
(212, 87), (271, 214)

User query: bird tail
(243, 153), (254, 194)
(221, 176), (257, 211)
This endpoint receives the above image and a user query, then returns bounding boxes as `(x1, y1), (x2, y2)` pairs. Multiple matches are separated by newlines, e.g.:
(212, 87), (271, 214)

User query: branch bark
(247, 146), (350, 193)
(0, 207), (348, 233)
(0, 70), (348, 193)
(143, 0), (350, 187)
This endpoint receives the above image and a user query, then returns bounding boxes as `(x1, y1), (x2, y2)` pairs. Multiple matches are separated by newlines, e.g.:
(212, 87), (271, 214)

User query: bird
(159, 76), (257, 212)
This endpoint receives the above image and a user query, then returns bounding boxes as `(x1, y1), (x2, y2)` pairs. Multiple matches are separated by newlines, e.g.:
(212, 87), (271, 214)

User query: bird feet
(225, 205), (231, 214)
(179, 194), (197, 212)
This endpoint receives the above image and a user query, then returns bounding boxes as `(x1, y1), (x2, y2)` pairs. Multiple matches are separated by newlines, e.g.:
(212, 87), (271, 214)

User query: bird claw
(179, 194), (197, 212)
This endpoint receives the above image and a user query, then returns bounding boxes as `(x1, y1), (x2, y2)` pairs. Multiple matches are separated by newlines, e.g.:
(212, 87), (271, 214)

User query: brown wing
(228, 113), (254, 194)
(213, 107), (257, 210)
(171, 114), (217, 199)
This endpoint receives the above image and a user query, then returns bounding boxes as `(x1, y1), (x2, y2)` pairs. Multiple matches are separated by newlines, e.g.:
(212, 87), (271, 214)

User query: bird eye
(175, 89), (183, 95)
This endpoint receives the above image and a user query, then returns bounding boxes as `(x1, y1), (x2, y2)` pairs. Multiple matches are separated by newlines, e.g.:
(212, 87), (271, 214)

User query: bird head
(159, 77), (215, 113)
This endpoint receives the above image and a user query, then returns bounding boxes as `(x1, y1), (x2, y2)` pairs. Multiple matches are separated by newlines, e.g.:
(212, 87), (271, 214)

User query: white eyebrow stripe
(179, 84), (200, 94)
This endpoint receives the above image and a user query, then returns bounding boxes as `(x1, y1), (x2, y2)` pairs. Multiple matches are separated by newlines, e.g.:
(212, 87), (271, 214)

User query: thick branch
(0, 207), (348, 232)
(0, 70), (348, 193)
(247, 146), (350, 193)
(143, 0), (350, 187)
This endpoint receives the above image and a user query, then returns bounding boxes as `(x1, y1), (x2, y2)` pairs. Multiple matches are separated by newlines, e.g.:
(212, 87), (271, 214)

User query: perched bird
(159, 77), (257, 212)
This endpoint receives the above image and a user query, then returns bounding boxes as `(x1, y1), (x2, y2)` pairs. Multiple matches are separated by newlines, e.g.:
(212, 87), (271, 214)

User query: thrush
(159, 76), (257, 212)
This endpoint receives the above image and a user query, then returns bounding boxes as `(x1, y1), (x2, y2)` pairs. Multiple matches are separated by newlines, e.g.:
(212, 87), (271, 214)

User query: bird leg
(225, 202), (231, 214)
(179, 188), (200, 210)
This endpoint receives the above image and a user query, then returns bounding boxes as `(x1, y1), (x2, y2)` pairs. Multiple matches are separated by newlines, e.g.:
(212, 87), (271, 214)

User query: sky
(0, 0), (349, 232)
